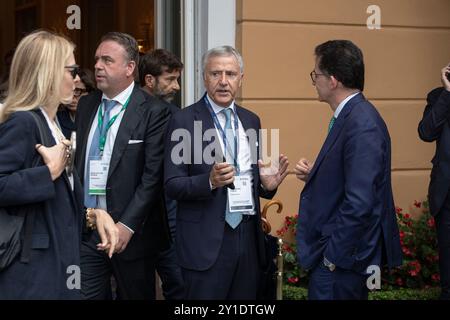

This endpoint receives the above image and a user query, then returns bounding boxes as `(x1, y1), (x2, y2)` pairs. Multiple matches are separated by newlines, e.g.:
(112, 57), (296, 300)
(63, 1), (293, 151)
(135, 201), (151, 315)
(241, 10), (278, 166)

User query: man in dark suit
(164, 46), (289, 299)
(139, 48), (185, 300)
(418, 63), (450, 300)
(294, 40), (402, 300)
(75, 32), (171, 300)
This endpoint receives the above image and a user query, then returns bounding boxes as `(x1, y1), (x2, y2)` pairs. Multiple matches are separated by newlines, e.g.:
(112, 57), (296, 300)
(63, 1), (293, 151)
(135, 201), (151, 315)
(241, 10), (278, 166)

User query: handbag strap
(20, 110), (54, 263)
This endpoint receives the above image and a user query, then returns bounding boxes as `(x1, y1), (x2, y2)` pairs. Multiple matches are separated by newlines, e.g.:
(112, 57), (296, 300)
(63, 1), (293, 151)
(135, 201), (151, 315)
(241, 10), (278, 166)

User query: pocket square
(128, 139), (143, 144)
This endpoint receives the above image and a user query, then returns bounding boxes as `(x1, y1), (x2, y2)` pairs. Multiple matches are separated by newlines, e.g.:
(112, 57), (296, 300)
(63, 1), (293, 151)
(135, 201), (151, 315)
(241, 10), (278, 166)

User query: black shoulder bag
(0, 110), (53, 271)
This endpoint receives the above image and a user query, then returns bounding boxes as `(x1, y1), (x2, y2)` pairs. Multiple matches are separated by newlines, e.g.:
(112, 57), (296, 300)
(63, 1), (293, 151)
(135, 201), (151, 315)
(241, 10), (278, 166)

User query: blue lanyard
(204, 96), (240, 172)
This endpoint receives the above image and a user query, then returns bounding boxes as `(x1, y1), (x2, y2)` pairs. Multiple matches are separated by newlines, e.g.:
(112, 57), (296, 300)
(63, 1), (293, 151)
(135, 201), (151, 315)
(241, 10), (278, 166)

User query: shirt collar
(102, 81), (135, 106)
(334, 91), (360, 119)
(206, 93), (235, 115)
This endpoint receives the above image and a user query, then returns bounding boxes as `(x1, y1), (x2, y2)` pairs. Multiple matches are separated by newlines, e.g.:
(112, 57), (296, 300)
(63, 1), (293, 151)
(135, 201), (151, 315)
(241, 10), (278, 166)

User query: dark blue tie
(222, 108), (242, 229)
(84, 99), (117, 208)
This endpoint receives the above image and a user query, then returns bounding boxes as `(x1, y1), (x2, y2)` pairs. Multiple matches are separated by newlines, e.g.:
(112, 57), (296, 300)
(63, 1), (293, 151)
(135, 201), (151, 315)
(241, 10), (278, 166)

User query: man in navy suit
(294, 40), (402, 300)
(418, 63), (450, 300)
(164, 46), (289, 299)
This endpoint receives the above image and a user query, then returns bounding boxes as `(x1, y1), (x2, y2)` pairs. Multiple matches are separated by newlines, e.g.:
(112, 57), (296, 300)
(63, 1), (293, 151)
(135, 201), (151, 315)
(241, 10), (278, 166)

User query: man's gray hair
(202, 45), (244, 75)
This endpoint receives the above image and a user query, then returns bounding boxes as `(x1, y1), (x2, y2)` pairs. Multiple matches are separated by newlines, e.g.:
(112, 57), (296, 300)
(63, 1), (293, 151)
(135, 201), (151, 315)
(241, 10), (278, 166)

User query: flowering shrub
(277, 200), (439, 289)
(383, 200), (439, 289)
(276, 214), (308, 286)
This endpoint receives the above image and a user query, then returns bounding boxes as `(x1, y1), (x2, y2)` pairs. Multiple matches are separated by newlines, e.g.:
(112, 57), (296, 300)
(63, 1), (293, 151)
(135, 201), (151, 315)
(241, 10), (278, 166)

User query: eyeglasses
(65, 65), (80, 79)
(310, 70), (327, 83)
(73, 88), (88, 97)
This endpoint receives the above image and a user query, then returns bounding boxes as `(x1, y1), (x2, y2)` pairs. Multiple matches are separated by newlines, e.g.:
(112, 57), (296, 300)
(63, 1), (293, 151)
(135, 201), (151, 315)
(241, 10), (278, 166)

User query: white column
(180, 0), (236, 107)
(207, 0), (236, 49)
(181, 0), (196, 107)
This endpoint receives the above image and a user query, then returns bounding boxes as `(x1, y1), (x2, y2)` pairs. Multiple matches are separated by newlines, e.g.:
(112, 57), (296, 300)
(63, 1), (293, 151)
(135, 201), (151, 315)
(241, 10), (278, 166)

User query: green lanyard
(97, 95), (131, 152)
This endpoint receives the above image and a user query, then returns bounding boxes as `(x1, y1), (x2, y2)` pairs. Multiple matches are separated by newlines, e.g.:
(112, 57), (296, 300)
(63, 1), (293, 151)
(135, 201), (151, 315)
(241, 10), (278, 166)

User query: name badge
(89, 158), (109, 195)
(228, 175), (254, 213)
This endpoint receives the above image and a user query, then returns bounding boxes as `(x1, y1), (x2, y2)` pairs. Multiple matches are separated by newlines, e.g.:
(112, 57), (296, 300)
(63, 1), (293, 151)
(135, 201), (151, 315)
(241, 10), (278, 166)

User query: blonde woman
(0, 30), (118, 299)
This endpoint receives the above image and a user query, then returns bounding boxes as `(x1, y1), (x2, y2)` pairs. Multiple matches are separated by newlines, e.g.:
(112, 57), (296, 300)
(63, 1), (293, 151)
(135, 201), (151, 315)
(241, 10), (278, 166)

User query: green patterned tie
(328, 116), (336, 133)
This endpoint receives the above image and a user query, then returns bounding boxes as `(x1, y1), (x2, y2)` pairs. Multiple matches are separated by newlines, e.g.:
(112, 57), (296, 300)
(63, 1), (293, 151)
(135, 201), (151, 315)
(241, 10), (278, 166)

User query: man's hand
(258, 154), (289, 191)
(294, 158), (314, 182)
(113, 223), (133, 254)
(441, 63), (450, 92)
(94, 209), (119, 258)
(210, 162), (235, 189)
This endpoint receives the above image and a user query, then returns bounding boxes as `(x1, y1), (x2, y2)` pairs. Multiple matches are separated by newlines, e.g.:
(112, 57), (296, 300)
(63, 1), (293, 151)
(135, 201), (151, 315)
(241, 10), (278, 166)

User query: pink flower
(288, 277), (298, 284)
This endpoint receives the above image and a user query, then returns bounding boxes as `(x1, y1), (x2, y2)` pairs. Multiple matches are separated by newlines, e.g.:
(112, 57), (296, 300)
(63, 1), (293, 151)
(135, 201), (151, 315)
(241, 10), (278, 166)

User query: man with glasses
(293, 40), (402, 300)
(57, 68), (96, 139)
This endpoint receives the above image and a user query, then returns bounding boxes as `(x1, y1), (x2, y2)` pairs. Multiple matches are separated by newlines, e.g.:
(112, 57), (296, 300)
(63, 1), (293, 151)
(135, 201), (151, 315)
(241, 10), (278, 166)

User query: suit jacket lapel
(235, 105), (260, 200)
(77, 91), (102, 181)
(107, 86), (145, 179)
(306, 93), (365, 183)
(194, 95), (215, 131)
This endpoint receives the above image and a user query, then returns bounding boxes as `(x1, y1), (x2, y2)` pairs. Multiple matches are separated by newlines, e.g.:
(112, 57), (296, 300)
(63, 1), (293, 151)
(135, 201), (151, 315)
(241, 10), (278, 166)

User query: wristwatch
(323, 256), (336, 272)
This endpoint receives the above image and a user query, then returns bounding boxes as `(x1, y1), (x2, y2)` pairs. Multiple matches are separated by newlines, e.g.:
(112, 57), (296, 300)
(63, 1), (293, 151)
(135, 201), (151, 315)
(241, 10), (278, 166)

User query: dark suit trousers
(436, 193), (450, 300)
(80, 234), (156, 300)
(156, 241), (185, 300)
(181, 217), (260, 300)
(308, 260), (369, 300)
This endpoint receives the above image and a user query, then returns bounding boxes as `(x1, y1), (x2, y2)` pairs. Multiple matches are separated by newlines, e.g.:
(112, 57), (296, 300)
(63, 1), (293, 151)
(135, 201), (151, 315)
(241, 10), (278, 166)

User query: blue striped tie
(84, 99), (117, 208)
(222, 108), (242, 229)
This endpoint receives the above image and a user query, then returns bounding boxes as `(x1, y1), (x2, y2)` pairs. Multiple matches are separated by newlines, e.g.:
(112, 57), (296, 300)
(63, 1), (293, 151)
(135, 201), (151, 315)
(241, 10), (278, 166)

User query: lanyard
(97, 95), (131, 152)
(204, 96), (240, 172)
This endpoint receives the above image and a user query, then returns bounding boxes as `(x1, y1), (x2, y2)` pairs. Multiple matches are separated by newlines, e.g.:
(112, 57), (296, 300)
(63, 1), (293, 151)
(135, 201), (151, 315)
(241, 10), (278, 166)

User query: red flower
(396, 207), (403, 215)
(414, 200), (422, 208)
(404, 213), (411, 219)
(432, 274), (440, 282)
(402, 247), (412, 256)
(409, 270), (418, 277)
(399, 231), (405, 239)
(288, 277), (298, 284)
(396, 278), (404, 286)
(427, 218), (435, 228)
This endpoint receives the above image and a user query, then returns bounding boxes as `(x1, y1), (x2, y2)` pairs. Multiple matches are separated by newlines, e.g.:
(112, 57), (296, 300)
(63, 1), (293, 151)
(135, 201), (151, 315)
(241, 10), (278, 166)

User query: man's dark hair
(315, 40), (365, 91)
(100, 32), (139, 66)
(138, 49), (183, 85)
(78, 68), (96, 93)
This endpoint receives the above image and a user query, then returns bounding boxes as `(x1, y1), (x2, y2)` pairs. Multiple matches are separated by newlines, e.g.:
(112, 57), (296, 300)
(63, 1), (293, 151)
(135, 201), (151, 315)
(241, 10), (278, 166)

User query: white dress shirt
(206, 95), (256, 215)
(40, 107), (74, 190)
(84, 82), (135, 232)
